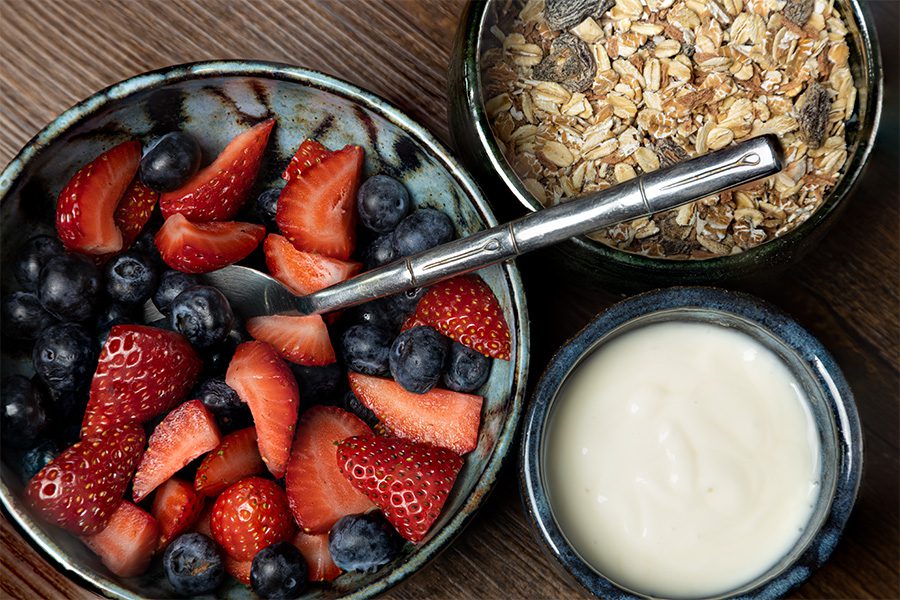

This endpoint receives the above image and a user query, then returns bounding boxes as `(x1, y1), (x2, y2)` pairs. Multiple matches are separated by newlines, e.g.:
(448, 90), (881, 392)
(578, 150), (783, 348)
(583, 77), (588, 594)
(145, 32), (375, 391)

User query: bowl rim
(519, 286), (863, 600)
(456, 0), (884, 274)
(0, 59), (531, 600)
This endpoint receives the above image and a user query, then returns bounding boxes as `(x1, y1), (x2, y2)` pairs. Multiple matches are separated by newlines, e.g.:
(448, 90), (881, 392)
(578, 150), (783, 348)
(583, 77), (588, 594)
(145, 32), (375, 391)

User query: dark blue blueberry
(37, 253), (102, 322)
(32, 323), (96, 393)
(169, 286), (235, 349)
(391, 208), (454, 258)
(363, 233), (397, 270)
(389, 326), (449, 394)
(443, 341), (492, 393)
(201, 326), (247, 376)
(1, 375), (50, 449)
(384, 287), (425, 323)
(104, 251), (159, 305)
(34, 376), (88, 423)
(291, 363), (344, 405)
(16, 440), (59, 481)
(328, 513), (403, 573)
(153, 270), (199, 315)
(141, 132), (202, 193)
(255, 189), (281, 231)
(346, 299), (400, 334)
(163, 533), (224, 596)
(342, 390), (378, 428)
(340, 324), (392, 376)
(2, 291), (58, 339)
(96, 302), (137, 346)
(196, 377), (250, 433)
(250, 541), (308, 599)
(357, 174), (411, 233)
(131, 228), (165, 267)
(145, 316), (175, 331)
(13, 235), (64, 291)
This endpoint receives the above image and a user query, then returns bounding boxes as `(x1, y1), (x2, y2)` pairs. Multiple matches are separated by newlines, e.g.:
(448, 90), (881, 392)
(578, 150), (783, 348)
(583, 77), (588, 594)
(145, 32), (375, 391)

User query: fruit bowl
(0, 60), (529, 599)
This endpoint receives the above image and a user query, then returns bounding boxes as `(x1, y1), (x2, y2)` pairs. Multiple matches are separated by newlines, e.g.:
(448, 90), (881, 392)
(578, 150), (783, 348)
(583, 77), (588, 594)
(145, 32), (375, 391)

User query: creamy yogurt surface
(545, 321), (821, 598)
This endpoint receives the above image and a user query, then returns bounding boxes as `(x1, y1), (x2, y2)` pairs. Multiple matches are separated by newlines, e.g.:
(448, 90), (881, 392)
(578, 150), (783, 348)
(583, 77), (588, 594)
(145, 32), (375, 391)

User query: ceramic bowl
(520, 287), (862, 599)
(448, 0), (883, 290)
(0, 60), (530, 599)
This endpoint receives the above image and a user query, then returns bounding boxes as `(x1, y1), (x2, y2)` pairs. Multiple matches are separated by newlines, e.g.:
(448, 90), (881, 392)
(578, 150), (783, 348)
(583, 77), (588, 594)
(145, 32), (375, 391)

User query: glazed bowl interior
(0, 61), (529, 600)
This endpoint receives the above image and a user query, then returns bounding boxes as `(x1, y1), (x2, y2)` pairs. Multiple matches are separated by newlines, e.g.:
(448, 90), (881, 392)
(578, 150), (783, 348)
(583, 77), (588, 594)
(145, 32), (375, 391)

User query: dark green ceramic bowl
(449, 0), (883, 291)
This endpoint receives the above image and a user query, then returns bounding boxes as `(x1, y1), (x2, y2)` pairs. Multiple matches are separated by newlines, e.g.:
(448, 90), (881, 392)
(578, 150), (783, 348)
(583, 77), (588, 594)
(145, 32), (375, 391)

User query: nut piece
(798, 82), (831, 149)
(533, 33), (597, 92)
(783, 0), (815, 27)
(544, 0), (615, 31)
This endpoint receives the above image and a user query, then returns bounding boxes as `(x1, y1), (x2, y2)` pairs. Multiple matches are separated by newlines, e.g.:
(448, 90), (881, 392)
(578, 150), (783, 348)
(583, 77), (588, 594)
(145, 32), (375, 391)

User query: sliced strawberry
(115, 178), (159, 249)
(82, 325), (201, 438)
(276, 144), (363, 260)
(155, 213), (265, 274)
(160, 119), (274, 221)
(193, 503), (214, 538)
(264, 234), (361, 296)
(151, 478), (205, 548)
(292, 531), (341, 582)
(401, 314), (427, 331)
(414, 275), (511, 360)
(210, 477), (294, 561)
(26, 424), (145, 535)
(194, 427), (265, 497)
(56, 140), (141, 255)
(348, 372), (482, 455)
(81, 501), (159, 577)
(132, 400), (222, 502)
(246, 315), (336, 366)
(285, 406), (374, 534)
(225, 555), (253, 585)
(225, 342), (299, 478)
(282, 139), (333, 182)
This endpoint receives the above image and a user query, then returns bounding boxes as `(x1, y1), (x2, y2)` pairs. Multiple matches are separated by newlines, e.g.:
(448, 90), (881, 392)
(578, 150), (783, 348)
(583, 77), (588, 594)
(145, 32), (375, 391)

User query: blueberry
(131, 228), (165, 266)
(389, 326), (449, 394)
(1, 375), (50, 449)
(291, 363), (344, 405)
(443, 341), (492, 392)
(96, 302), (137, 345)
(13, 235), (64, 291)
(104, 251), (159, 305)
(38, 378), (88, 424)
(363, 233), (397, 270)
(384, 287), (425, 323)
(357, 174), (411, 233)
(342, 390), (378, 428)
(2, 291), (58, 339)
(250, 541), (308, 599)
(141, 132), (202, 193)
(202, 326), (247, 376)
(346, 299), (400, 334)
(163, 533), (224, 596)
(32, 323), (96, 393)
(329, 513), (402, 573)
(16, 440), (59, 481)
(391, 209), (454, 258)
(340, 324), (392, 376)
(169, 286), (235, 348)
(255, 189), (281, 231)
(37, 254), (102, 322)
(153, 270), (199, 315)
(195, 377), (251, 433)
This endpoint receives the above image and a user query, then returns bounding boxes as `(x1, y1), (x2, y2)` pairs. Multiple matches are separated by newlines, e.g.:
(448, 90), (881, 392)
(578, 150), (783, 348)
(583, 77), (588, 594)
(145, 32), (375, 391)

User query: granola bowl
(449, 0), (883, 289)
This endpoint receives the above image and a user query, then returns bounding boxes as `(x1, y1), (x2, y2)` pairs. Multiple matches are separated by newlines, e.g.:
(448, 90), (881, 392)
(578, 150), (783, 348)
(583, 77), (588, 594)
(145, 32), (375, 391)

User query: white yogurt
(546, 321), (821, 599)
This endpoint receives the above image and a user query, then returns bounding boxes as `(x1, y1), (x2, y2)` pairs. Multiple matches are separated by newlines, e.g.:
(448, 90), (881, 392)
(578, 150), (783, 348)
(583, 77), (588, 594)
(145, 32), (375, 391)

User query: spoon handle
(298, 135), (783, 315)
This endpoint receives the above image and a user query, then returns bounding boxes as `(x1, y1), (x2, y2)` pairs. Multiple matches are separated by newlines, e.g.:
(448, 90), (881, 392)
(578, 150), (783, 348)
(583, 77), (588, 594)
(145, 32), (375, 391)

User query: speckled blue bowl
(0, 61), (530, 599)
(521, 287), (862, 599)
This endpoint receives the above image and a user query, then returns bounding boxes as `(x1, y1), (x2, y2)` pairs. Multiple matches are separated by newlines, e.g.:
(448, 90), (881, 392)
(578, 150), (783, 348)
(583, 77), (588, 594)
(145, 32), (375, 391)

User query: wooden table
(1, 1), (897, 598)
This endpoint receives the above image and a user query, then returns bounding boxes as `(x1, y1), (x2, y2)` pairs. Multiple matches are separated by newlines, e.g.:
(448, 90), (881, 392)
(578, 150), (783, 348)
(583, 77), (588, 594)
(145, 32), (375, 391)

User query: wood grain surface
(1, 1), (897, 599)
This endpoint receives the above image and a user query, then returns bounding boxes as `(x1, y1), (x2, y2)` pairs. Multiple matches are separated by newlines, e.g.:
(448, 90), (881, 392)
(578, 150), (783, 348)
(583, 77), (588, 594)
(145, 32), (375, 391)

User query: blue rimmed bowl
(521, 287), (862, 599)
(0, 60), (530, 599)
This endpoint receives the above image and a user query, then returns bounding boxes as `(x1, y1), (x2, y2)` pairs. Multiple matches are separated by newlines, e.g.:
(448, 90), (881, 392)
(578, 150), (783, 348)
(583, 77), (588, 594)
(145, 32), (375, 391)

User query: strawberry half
(225, 556), (253, 585)
(225, 342), (299, 478)
(56, 140), (141, 255)
(285, 406), (375, 534)
(264, 234), (361, 296)
(413, 275), (511, 360)
(115, 178), (159, 249)
(160, 119), (274, 221)
(292, 531), (342, 582)
(210, 477), (294, 561)
(246, 315), (336, 366)
(155, 213), (265, 274)
(276, 144), (363, 260)
(81, 501), (159, 578)
(26, 424), (146, 535)
(82, 325), (201, 438)
(348, 373), (482, 455)
(194, 427), (265, 497)
(282, 139), (333, 182)
(132, 400), (222, 502)
(337, 435), (463, 543)
(151, 478), (205, 548)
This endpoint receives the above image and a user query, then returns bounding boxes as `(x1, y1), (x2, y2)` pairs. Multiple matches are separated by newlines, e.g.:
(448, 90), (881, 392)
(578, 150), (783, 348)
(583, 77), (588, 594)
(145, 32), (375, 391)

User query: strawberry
(246, 315), (336, 366)
(151, 478), (205, 548)
(81, 501), (159, 578)
(284, 406), (374, 534)
(401, 314), (426, 331)
(132, 400), (222, 502)
(413, 275), (511, 360)
(337, 435), (463, 543)
(82, 325), (201, 438)
(292, 531), (342, 582)
(26, 424), (145, 535)
(276, 144), (363, 260)
(56, 140), (141, 255)
(210, 477), (294, 561)
(155, 213), (265, 274)
(114, 178), (159, 249)
(194, 427), (265, 497)
(282, 139), (332, 182)
(192, 504), (214, 538)
(160, 119), (274, 221)
(225, 342), (299, 478)
(264, 234), (361, 296)
(348, 373), (482, 455)
(225, 556), (253, 585)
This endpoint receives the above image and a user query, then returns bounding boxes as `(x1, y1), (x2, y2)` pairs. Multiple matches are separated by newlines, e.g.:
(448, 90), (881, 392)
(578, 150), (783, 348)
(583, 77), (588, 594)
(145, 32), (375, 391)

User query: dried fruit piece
(783, 0), (814, 27)
(544, 0), (614, 31)
(798, 83), (831, 149)
(532, 33), (596, 93)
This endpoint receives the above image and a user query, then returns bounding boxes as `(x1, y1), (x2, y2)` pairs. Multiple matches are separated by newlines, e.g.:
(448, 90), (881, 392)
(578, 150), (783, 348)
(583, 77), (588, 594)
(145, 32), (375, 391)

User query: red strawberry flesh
(81, 501), (159, 578)
(155, 213), (265, 274)
(246, 315), (336, 366)
(282, 139), (333, 182)
(264, 234), (361, 296)
(151, 478), (205, 548)
(225, 555), (253, 585)
(194, 427), (265, 497)
(292, 531), (342, 582)
(115, 178), (159, 249)
(210, 476), (294, 561)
